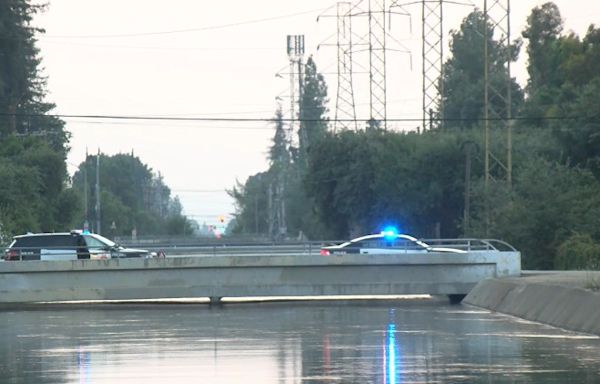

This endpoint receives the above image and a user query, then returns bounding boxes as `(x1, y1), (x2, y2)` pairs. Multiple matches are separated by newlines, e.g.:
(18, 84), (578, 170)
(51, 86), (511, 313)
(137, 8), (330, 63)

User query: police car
(320, 228), (466, 255)
(3, 231), (164, 261)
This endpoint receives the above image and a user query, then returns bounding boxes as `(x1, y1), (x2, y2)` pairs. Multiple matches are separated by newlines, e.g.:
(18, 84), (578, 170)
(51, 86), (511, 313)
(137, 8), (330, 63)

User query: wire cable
(42, 8), (325, 39)
(1, 112), (597, 124)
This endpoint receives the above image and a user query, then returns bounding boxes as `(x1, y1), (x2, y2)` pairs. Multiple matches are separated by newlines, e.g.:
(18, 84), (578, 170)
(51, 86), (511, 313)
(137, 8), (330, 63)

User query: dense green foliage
(0, 1), (190, 240)
(71, 153), (193, 238)
(556, 234), (600, 270)
(232, 2), (600, 270)
(0, 0), (76, 240)
(441, 10), (523, 129)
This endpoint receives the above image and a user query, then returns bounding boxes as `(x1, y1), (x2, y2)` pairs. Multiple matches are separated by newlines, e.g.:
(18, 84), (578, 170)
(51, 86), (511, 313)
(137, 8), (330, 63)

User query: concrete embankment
(463, 271), (600, 335)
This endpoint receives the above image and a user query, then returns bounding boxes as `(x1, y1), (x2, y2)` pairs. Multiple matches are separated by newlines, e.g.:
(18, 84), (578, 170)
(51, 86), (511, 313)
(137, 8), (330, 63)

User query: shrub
(555, 233), (600, 270)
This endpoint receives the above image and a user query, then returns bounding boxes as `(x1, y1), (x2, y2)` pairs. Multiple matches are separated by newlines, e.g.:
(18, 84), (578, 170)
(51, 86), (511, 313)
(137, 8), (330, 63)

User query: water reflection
(0, 299), (599, 383)
(384, 316), (400, 384)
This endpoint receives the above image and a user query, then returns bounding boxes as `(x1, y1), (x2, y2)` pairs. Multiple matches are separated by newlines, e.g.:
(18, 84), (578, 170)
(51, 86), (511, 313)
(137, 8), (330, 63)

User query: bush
(555, 233), (600, 270)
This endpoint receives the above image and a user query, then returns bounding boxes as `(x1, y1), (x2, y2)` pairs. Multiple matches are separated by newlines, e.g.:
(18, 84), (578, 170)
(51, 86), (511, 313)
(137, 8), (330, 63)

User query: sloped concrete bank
(463, 271), (600, 335)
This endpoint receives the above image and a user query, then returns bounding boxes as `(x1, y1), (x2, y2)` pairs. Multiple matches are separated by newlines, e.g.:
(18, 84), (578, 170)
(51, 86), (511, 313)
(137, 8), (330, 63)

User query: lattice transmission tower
(343, 0), (411, 130)
(483, 0), (512, 187)
(335, 2), (358, 131)
(367, 0), (388, 129)
(422, 0), (444, 131)
(317, 2), (358, 131)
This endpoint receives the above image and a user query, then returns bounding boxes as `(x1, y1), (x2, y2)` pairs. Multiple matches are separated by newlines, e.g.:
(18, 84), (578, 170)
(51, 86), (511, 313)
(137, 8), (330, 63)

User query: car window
(83, 235), (109, 249)
(391, 239), (427, 251)
(360, 239), (388, 248)
(48, 235), (79, 248)
(87, 234), (116, 247)
(349, 241), (365, 249)
(13, 236), (44, 249)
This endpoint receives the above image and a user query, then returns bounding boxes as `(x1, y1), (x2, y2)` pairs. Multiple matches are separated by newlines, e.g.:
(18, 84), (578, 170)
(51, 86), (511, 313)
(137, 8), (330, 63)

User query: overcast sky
(32, 0), (599, 226)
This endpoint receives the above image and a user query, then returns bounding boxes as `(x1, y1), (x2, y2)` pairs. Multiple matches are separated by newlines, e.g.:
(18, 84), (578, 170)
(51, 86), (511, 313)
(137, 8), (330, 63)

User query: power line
(172, 189), (226, 193)
(1, 112), (598, 124)
(41, 8), (324, 39)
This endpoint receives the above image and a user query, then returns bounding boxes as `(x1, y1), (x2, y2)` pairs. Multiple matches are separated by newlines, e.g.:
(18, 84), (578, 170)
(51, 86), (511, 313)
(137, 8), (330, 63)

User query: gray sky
(33, 0), (599, 227)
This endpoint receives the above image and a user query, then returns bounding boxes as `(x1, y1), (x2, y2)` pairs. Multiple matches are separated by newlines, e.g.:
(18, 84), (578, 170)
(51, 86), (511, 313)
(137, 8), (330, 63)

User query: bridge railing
(140, 243), (328, 256)
(3, 239), (518, 259)
(420, 238), (517, 252)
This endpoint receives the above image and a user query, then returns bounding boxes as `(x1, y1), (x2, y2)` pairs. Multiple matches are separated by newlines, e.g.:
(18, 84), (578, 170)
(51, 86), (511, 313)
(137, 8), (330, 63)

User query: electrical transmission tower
(342, 0), (410, 130)
(367, 0), (388, 129)
(335, 2), (358, 131)
(483, 0), (512, 186)
(421, 0), (444, 131)
(317, 2), (358, 131)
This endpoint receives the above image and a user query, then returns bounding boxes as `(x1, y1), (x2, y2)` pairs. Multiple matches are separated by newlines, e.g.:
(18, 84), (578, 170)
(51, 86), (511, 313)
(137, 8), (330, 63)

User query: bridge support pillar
(447, 294), (466, 305)
(209, 296), (222, 305)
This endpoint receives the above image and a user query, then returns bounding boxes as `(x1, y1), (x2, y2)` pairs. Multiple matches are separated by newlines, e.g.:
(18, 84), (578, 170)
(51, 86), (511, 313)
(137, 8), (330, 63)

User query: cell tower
(483, 0), (512, 186)
(335, 2), (358, 131)
(286, 35), (305, 147)
(422, 0), (444, 130)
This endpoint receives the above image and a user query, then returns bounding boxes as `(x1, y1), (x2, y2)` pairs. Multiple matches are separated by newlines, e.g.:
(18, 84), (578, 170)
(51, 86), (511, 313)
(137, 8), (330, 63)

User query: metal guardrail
(139, 243), (324, 256)
(2, 239), (517, 260)
(420, 238), (517, 252)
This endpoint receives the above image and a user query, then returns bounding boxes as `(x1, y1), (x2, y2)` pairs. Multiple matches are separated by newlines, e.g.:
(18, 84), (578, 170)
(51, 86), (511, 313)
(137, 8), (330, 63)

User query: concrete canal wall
(464, 271), (600, 335)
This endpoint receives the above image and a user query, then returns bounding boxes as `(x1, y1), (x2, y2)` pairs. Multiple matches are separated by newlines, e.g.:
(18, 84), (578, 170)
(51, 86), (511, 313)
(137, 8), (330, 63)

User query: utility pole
(95, 150), (101, 235)
(463, 141), (475, 235)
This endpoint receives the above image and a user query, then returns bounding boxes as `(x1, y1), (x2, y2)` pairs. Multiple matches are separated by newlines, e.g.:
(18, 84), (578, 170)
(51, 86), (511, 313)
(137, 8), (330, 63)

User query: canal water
(0, 297), (598, 383)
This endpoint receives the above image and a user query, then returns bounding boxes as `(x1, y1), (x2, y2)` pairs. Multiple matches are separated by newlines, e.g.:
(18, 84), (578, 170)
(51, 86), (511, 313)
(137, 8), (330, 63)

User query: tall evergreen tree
(521, 2), (564, 95)
(269, 108), (290, 173)
(440, 10), (523, 129)
(230, 57), (330, 239)
(0, 0), (67, 149)
(297, 56), (328, 166)
(0, 1), (75, 239)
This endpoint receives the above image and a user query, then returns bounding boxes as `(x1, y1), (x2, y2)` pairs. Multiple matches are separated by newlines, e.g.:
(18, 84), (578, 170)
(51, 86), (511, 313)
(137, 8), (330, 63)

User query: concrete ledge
(0, 251), (520, 303)
(464, 272), (600, 335)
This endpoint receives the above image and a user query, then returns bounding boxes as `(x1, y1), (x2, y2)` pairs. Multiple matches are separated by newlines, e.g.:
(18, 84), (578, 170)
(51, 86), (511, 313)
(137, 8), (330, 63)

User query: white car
(320, 230), (466, 256)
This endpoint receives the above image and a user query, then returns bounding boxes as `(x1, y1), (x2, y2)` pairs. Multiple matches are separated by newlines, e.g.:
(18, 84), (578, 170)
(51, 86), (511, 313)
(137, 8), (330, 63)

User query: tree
(522, 2), (564, 95)
(304, 130), (470, 239)
(0, 1), (74, 238)
(71, 153), (192, 236)
(470, 158), (600, 269)
(228, 172), (271, 236)
(297, 56), (329, 167)
(521, 4), (600, 176)
(0, 0), (67, 149)
(0, 136), (78, 237)
(231, 57), (330, 239)
(440, 10), (523, 130)
(269, 107), (290, 170)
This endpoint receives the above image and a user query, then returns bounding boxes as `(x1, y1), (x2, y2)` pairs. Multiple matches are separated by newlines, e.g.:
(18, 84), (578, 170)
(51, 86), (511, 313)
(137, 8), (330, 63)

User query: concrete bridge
(0, 251), (520, 304)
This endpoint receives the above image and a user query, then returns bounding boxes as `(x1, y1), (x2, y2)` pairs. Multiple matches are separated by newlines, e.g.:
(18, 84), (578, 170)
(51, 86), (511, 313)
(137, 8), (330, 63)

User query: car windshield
(84, 234), (117, 248)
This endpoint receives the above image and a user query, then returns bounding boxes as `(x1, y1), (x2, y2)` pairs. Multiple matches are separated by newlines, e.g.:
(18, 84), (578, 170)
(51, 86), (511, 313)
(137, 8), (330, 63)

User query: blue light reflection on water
(385, 309), (401, 384)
